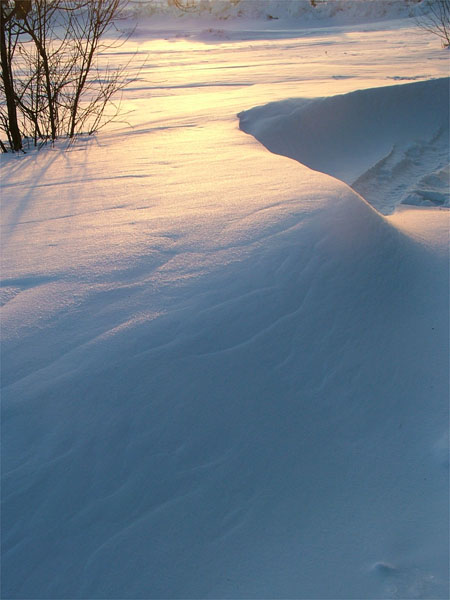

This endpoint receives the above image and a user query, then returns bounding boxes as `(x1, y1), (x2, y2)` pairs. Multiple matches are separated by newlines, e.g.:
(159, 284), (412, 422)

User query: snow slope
(239, 77), (449, 214)
(1, 8), (449, 600)
(3, 141), (448, 599)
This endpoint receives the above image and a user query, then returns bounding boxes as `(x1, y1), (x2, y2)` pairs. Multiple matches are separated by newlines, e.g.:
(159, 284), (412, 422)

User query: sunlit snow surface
(1, 8), (449, 600)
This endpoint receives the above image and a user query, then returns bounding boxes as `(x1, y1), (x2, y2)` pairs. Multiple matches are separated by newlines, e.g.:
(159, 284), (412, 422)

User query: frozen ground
(1, 3), (449, 599)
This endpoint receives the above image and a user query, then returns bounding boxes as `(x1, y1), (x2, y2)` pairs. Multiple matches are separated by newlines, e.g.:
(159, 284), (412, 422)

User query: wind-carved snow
(239, 77), (449, 214)
(1, 12), (449, 600)
(352, 128), (449, 214)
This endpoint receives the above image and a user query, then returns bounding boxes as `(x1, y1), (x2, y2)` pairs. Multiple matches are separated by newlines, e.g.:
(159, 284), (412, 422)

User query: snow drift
(239, 77), (449, 214)
(2, 151), (448, 598)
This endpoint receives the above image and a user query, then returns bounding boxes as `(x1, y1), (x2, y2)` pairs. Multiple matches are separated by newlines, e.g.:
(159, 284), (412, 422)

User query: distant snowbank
(239, 77), (449, 214)
(127, 0), (428, 24)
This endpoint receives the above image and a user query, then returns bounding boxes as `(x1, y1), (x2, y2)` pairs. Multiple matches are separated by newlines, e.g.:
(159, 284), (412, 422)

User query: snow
(1, 3), (449, 599)
(129, 0), (429, 25)
(239, 77), (449, 214)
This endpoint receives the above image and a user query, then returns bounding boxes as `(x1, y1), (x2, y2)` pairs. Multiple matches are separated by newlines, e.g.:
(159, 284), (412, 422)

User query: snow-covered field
(1, 2), (449, 598)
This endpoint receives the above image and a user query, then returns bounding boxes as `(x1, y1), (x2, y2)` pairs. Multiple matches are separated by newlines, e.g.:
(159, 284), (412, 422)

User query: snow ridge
(239, 77), (449, 214)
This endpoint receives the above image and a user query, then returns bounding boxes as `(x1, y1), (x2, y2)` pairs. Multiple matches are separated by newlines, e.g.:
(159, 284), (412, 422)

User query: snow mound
(239, 77), (449, 214)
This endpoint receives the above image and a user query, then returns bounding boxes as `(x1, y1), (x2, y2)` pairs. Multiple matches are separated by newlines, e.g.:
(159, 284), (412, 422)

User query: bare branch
(417, 0), (450, 47)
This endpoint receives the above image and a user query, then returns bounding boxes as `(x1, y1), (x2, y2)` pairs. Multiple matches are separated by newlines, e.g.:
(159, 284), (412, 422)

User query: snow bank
(239, 77), (449, 214)
(129, 0), (427, 24)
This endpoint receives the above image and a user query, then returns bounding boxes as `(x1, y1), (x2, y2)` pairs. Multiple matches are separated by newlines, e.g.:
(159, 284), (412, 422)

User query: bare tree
(0, 0), (131, 152)
(417, 0), (450, 48)
(0, 0), (23, 151)
(65, 0), (129, 137)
